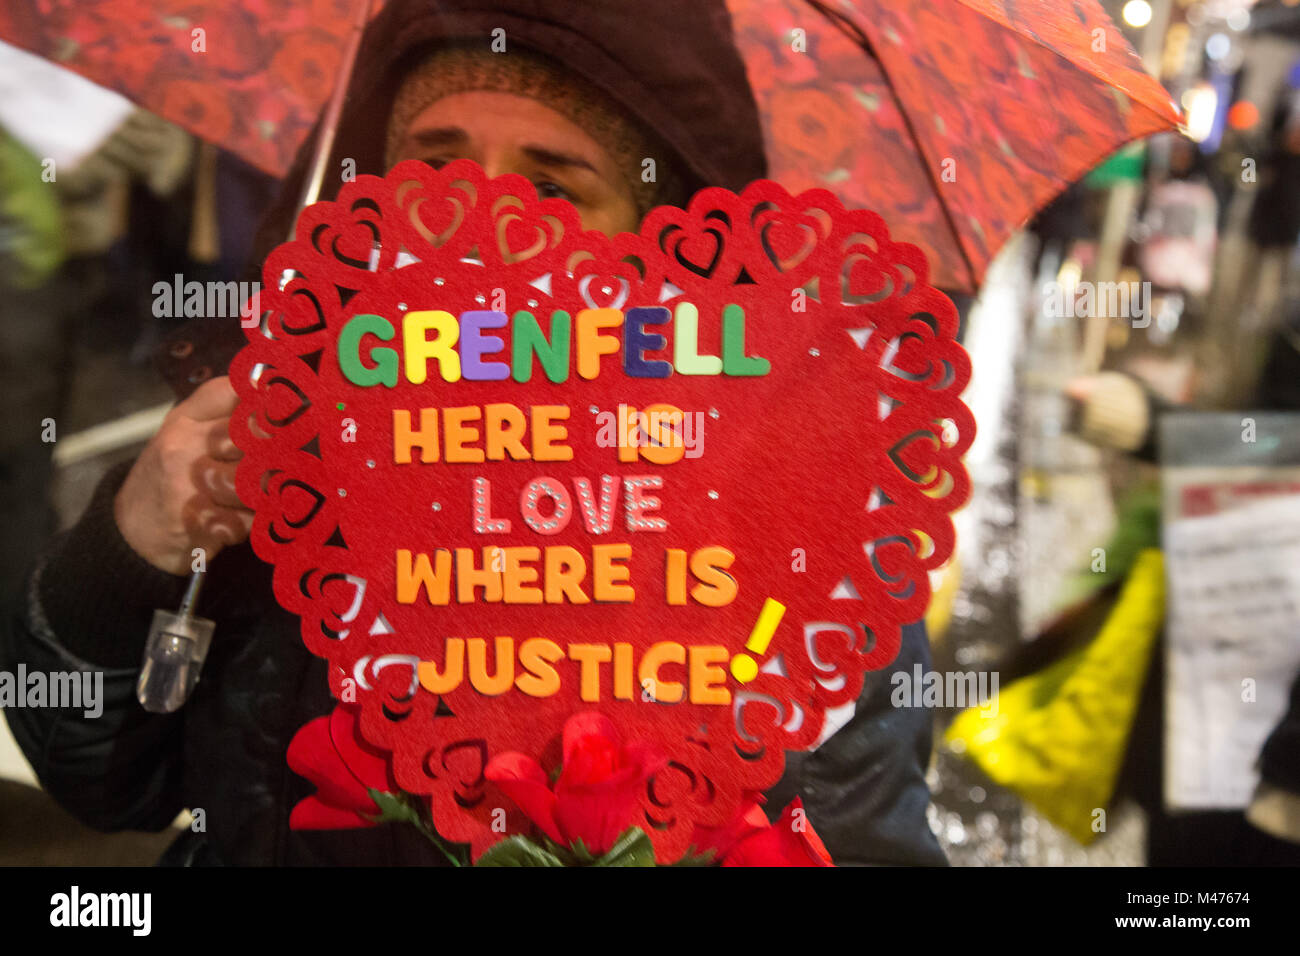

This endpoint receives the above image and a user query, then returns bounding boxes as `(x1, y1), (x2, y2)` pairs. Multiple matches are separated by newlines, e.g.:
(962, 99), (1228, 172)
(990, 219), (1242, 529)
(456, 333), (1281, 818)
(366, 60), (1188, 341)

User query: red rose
(286, 704), (394, 829)
(691, 794), (771, 859)
(698, 796), (835, 867)
(485, 712), (667, 855)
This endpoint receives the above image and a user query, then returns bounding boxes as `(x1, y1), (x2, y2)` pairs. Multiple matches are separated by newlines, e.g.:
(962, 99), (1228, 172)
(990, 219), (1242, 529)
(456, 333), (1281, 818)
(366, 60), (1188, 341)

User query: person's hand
(98, 109), (194, 196)
(114, 376), (252, 576)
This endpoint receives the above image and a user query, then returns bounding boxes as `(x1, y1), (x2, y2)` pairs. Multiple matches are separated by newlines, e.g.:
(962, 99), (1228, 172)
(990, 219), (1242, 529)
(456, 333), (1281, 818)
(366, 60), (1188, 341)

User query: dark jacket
(1, 0), (946, 866)
(2, 459), (945, 865)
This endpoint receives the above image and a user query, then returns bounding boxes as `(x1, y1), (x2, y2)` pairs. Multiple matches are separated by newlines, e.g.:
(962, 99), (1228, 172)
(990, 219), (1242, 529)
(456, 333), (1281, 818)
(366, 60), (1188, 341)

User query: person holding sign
(2, 0), (945, 866)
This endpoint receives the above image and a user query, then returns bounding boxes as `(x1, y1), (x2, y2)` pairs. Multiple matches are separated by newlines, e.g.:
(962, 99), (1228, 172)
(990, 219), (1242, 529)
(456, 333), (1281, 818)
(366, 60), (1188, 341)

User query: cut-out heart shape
(231, 159), (973, 862)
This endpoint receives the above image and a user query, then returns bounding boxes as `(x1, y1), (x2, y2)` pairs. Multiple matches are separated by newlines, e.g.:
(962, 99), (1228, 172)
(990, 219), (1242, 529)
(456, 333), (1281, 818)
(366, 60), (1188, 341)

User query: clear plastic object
(137, 572), (214, 713)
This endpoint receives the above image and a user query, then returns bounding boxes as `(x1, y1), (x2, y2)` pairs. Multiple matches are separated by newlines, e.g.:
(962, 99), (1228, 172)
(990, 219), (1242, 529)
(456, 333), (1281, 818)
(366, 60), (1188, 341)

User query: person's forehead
(400, 91), (617, 174)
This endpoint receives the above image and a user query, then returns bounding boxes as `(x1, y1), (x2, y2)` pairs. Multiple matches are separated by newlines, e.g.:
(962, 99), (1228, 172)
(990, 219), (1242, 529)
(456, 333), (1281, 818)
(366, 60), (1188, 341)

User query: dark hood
(249, 0), (766, 276)
(159, 0), (766, 396)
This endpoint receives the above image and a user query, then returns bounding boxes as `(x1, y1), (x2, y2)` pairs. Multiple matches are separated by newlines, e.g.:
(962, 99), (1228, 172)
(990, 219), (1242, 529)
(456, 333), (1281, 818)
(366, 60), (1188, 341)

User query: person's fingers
(208, 506), (255, 547)
(1064, 376), (1098, 402)
(96, 139), (143, 175)
(193, 457), (245, 509)
(181, 376), (239, 422)
(204, 418), (242, 461)
(182, 499), (255, 552)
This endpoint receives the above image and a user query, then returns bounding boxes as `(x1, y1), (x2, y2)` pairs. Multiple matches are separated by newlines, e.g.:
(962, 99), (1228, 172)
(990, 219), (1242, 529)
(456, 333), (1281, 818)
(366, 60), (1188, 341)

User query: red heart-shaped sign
(231, 160), (973, 862)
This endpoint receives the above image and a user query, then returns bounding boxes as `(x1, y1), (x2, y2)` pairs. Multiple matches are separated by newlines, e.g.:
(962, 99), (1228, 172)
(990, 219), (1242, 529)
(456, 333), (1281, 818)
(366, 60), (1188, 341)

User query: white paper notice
(1164, 495), (1300, 810)
(0, 41), (133, 169)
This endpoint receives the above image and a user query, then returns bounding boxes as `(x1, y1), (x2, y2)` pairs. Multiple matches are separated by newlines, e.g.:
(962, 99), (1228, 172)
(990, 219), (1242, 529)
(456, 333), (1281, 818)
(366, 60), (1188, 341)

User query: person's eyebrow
(407, 126), (468, 150)
(522, 145), (600, 176)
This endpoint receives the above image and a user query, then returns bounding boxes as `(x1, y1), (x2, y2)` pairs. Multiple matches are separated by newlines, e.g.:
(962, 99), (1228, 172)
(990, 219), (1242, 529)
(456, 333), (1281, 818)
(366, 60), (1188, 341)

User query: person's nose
(476, 146), (512, 181)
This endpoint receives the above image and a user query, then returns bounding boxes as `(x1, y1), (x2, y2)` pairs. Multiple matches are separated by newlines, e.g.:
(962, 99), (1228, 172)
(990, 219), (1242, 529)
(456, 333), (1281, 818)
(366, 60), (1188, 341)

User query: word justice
(416, 637), (733, 705)
(337, 303), (771, 386)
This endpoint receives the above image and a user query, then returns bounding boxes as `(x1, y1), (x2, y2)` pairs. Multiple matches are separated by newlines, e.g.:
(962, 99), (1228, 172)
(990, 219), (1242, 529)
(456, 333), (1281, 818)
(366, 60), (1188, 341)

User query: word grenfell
(338, 302), (770, 386)
(152, 273), (261, 323)
(0, 664), (103, 718)
(49, 886), (151, 936)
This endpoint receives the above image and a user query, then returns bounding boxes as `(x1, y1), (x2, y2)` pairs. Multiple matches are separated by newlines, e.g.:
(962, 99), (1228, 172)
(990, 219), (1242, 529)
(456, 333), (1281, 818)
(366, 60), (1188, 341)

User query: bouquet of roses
(288, 705), (834, 867)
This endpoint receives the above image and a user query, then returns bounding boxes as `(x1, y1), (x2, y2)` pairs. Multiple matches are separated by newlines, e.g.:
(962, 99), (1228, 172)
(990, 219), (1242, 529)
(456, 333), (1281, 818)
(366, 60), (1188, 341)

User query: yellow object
(945, 549), (1165, 845)
(730, 597), (786, 683)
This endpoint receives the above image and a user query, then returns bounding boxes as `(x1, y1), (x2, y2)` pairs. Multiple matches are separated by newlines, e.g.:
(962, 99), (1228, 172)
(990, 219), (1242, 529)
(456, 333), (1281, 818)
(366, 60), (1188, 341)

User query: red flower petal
(329, 703), (392, 793)
(779, 798), (834, 866)
(286, 714), (375, 815)
(561, 712), (618, 766)
(693, 799), (771, 859)
(552, 730), (667, 855)
(720, 827), (790, 866)
(289, 794), (377, 830)
(561, 733), (621, 786)
(722, 798), (835, 866)
(485, 751), (563, 844)
(553, 768), (647, 856)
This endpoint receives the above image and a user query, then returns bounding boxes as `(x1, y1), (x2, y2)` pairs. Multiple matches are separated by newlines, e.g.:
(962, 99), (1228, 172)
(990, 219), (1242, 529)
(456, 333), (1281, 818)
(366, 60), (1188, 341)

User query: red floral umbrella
(0, 0), (371, 178)
(0, 0), (1178, 290)
(731, 0), (1182, 289)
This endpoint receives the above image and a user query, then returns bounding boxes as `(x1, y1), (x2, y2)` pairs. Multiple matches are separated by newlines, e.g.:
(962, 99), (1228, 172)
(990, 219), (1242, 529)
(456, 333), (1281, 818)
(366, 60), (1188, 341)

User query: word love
(338, 302), (770, 386)
(473, 475), (666, 535)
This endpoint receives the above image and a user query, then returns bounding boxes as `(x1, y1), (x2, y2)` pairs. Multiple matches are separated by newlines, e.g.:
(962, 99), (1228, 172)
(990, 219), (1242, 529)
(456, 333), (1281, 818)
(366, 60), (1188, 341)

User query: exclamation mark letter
(730, 598), (785, 683)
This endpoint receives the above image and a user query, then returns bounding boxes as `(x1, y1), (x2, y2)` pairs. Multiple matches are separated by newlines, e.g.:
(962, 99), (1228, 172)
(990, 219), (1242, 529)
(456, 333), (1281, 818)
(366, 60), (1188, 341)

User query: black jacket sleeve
(0, 460), (188, 832)
(765, 620), (948, 865)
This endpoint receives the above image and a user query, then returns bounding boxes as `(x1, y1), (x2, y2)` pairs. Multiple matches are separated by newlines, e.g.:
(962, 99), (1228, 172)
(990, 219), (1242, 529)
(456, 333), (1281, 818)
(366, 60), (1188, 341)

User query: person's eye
(534, 180), (575, 202)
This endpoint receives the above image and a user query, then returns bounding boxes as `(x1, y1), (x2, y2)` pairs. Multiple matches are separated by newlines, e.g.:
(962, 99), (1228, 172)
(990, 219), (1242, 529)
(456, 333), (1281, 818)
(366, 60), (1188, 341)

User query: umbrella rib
(805, 0), (979, 290)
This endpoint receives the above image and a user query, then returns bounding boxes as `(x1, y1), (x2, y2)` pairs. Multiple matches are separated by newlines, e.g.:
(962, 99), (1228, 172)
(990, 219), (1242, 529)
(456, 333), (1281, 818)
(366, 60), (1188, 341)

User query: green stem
(409, 800), (467, 867)
(367, 789), (468, 866)
(410, 816), (467, 868)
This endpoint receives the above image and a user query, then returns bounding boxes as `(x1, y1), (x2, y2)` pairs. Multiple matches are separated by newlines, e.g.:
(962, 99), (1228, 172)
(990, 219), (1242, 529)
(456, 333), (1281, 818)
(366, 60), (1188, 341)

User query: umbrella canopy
(1, 0), (1179, 290)
(0, 0), (366, 176)
(730, 0), (1181, 289)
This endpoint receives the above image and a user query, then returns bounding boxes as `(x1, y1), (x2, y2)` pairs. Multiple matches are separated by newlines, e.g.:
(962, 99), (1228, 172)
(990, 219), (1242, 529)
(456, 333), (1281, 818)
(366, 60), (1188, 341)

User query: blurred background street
(3, 0), (1300, 866)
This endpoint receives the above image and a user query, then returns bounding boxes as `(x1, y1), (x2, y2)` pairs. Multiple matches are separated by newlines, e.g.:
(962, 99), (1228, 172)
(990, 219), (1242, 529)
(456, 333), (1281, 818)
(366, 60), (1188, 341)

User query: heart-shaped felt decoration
(231, 159), (974, 862)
